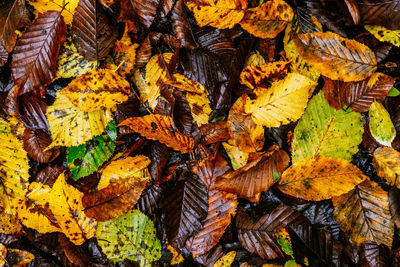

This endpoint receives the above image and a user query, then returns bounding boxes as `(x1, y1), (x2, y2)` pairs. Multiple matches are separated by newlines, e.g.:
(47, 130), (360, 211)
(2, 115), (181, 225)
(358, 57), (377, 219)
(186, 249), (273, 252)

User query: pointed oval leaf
(28, 0), (79, 25)
(96, 210), (162, 265)
(332, 179), (393, 248)
(213, 251), (236, 267)
(293, 31), (377, 82)
(369, 101), (396, 146)
(365, 25), (400, 47)
(279, 156), (367, 201)
(23, 128), (60, 163)
(292, 91), (363, 163)
(373, 147), (400, 188)
(359, 1), (400, 30)
(222, 142), (249, 170)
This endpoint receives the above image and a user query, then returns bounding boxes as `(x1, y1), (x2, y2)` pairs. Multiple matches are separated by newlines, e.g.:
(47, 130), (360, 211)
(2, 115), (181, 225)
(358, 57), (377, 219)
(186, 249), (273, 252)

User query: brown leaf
(389, 187), (400, 228)
(35, 165), (66, 187)
(358, 241), (391, 267)
(199, 121), (230, 145)
(117, 0), (159, 29)
(358, 0), (400, 30)
(373, 147), (400, 188)
(171, 0), (197, 49)
(215, 148), (290, 202)
(23, 128), (60, 163)
(83, 178), (148, 221)
(18, 94), (49, 130)
(0, 0), (30, 66)
(72, 0), (118, 61)
(58, 233), (90, 266)
(193, 152), (231, 190)
(135, 185), (163, 218)
(194, 245), (225, 267)
(11, 11), (66, 97)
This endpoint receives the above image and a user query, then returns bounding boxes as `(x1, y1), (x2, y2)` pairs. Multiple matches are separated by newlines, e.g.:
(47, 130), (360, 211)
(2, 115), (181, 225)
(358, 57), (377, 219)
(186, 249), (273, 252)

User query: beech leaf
(369, 101), (396, 146)
(373, 147), (400, 188)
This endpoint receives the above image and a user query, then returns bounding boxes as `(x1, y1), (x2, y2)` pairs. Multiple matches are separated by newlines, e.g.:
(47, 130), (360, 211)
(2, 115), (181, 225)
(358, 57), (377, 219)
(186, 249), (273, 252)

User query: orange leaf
(119, 114), (194, 153)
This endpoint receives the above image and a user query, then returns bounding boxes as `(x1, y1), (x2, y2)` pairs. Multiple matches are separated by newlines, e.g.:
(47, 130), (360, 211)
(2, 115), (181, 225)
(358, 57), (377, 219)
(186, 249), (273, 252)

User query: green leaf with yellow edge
(98, 155), (151, 190)
(279, 156), (367, 201)
(56, 34), (97, 79)
(28, 0), (79, 25)
(244, 73), (317, 127)
(96, 209), (161, 266)
(275, 228), (293, 256)
(373, 147), (400, 188)
(369, 101), (396, 146)
(292, 91), (363, 163)
(365, 25), (400, 47)
(213, 251), (236, 267)
(222, 142), (249, 170)
(60, 68), (130, 112)
(67, 120), (116, 181)
(46, 92), (114, 147)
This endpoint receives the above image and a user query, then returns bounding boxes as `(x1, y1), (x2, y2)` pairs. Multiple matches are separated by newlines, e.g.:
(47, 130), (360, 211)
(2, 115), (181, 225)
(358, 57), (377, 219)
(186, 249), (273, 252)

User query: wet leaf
(117, 0), (159, 29)
(359, 241), (391, 267)
(369, 101), (396, 146)
(28, 0), (79, 25)
(332, 179), (393, 248)
(119, 114), (194, 153)
(279, 156), (367, 201)
(373, 147), (400, 188)
(195, 245), (226, 266)
(58, 233), (90, 266)
(171, 0), (198, 49)
(294, 31), (377, 82)
(4, 247), (35, 266)
(292, 91), (363, 163)
(358, 0), (400, 30)
(213, 251), (236, 267)
(96, 209), (162, 265)
(23, 128), (60, 163)
(18, 94), (49, 130)
(135, 185), (163, 218)
(222, 142), (249, 170)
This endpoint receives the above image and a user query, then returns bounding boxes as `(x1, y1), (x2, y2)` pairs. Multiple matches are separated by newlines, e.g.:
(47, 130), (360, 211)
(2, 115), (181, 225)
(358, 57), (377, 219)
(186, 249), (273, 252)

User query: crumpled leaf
(244, 73), (317, 127)
(365, 25), (400, 47)
(213, 251), (236, 267)
(11, 11), (66, 97)
(332, 179), (393, 248)
(46, 92), (114, 147)
(67, 120), (116, 180)
(60, 69), (130, 112)
(369, 101), (396, 146)
(373, 147), (400, 188)
(291, 91), (363, 163)
(96, 209), (162, 265)
(0, 0), (30, 66)
(171, 0), (198, 49)
(239, 0), (294, 39)
(186, 0), (247, 29)
(279, 156), (367, 201)
(294, 31), (377, 82)
(23, 128), (60, 163)
(119, 114), (194, 153)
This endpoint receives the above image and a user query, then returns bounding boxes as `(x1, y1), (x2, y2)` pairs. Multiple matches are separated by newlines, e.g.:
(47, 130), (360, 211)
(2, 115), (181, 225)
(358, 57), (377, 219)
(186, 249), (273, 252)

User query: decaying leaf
(294, 31), (377, 82)
(46, 93), (114, 147)
(365, 25), (400, 47)
(279, 156), (367, 201)
(1, 246), (35, 266)
(359, 241), (391, 267)
(222, 142), (249, 170)
(119, 114), (194, 153)
(23, 128), (60, 163)
(28, 0), (79, 25)
(373, 147), (400, 188)
(369, 101), (396, 146)
(292, 91), (363, 163)
(213, 251), (236, 267)
(245, 73), (317, 127)
(96, 210), (162, 265)
(332, 179), (393, 248)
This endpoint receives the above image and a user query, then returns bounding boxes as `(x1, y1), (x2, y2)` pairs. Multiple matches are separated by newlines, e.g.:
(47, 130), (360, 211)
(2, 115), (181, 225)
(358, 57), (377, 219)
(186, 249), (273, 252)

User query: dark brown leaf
(58, 234), (90, 266)
(193, 152), (231, 190)
(36, 165), (66, 187)
(72, 0), (118, 61)
(363, 123), (381, 154)
(0, 0), (30, 66)
(199, 121), (230, 145)
(11, 11), (66, 97)
(358, 0), (400, 30)
(160, 171), (208, 251)
(18, 94), (49, 130)
(117, 0), (159, 29)
(23, 128), (60, 163)
(135, 185), (163, 218)
(358, 241), (391, 267)
(171, 0), (197, 49)
(146, 142), (172, 182)
(389, 187), (400, 229)
(194, 245), (225, 267)
(173, 90), (193, 136)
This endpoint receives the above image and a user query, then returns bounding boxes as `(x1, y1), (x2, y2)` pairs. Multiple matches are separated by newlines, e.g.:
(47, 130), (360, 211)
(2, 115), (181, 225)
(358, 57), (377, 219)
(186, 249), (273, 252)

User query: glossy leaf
(244, 73), (317, 127)
(359, 241), (391, 267)
(373, 147), (400, 188)
(279, 156), (367, 201)
(171, 0), (198, 49)
(135, 185), (163, 218)
(96, 210), (162, 265)
(369, 101), (396, 146)
(11, 11), (66, 97)
(67, 120), (116, 180)
(358, 0), (400, 30)
(117, 0), (159, 29)
(332, 179), (393, 248)
(119, 114), (194, 153)
(294, 31), (377, 82)
(28, 0), (79, 25)
(23, 128), (60, 163)
(292, 91), (363, 163)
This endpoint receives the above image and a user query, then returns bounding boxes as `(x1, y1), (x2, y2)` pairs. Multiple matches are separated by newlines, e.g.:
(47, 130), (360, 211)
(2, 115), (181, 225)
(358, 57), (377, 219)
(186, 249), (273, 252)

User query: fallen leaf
(365, 25), (400, 47)
(373, 147), (400, 188)
(222, 142), (249, 170)
(23, 128), (60, 163)
(28, 0), (79, 25)
(369, 101), (396, 146)
(213, 251), (236, 267)
(359, 241), (391, 267)
(358, 0), (400, 30)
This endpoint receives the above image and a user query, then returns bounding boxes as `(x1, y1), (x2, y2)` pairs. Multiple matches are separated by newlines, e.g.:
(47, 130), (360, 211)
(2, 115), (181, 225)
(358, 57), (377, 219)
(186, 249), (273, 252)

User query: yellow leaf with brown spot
(365, 25), (400, 47)
(186, 0), (247, 29)
(373, 147), (400, 188)
(60, 69), (130, 112)
(28, 0), (79, 25)
(0, 196), (22, 234)
(240, 0), (294, 39)
(293, 31), (377, 82)
(8, 248), (35, 266)
(213, 251), (236, 267)
(113, 20), (139, 76)
(244, 73), (317, 127)
(279, 156), (367, 201)
(167, 243), (184, 265)
(222, 142), (249, 170)
(98, 155), (151, 190)
(240, 61), (290, 89)
(119, 114), (194, 153)
(46, 93), (114, 147)
(0, 243), (5, 266)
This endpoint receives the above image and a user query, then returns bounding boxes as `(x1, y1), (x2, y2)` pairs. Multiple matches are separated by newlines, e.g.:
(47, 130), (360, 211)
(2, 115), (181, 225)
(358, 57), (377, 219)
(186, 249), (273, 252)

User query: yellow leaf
(186, 0), (247, 29)
(213, 251), (236, 267)
(167, 243), (184, 265)
(113, 20), (139, 76)
(365, 25), (400, 47)
(244, 73), (317, 127)
(46, 93), (114, 147)
(240, 0), (294, 39)
(119, 114), (195, 153)
(49, 173), (97, 245)
(244, 51), (266, 67)
(373, 147), (400, 188)
(60, 69), (130, 112)
(240, 61), (290, 90)
(279, 156), (367, 201)
(222, 142), (249, 170)
(0, 198), (22, 234)
(98, 155), (151, 190)
(7, 248), (35, 266)
(28, 0), (79, 25)
(0, 244), (5, 266)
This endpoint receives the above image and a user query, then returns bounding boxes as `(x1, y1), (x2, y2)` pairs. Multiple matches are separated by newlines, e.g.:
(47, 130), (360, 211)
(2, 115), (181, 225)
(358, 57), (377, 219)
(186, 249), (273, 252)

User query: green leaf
(67, 120), (116, 180)
(284, 260), (298, 267)
(388, 87), (400, 97)
(292, 91), (363, 163)
(96, 210), (162, 266)
(369, 101), (396, 146)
